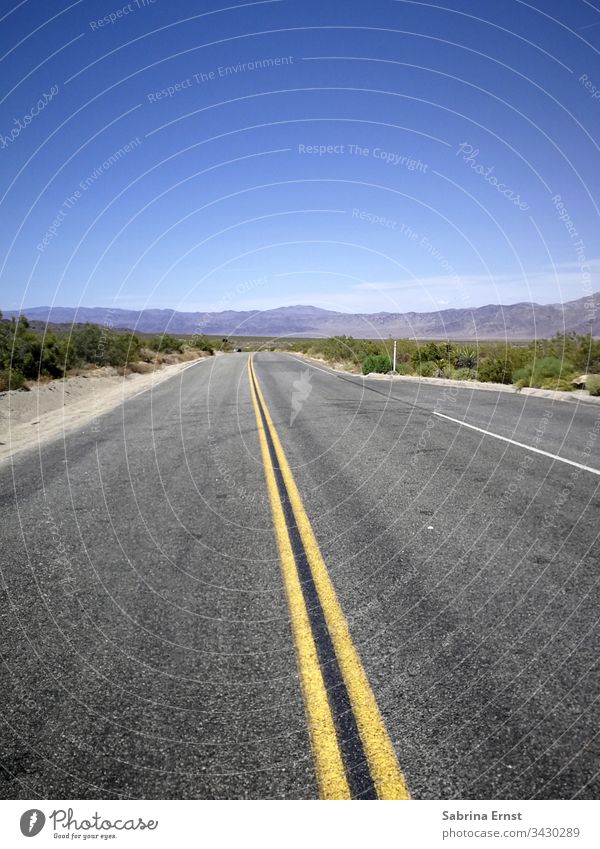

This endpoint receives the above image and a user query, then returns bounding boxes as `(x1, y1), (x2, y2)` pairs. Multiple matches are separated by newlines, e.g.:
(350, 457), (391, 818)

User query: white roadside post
(392, 340), (397, 373)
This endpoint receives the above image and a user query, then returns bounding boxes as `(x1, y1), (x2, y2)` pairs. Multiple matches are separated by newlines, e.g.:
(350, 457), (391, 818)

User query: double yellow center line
(248, 354), (410, 800)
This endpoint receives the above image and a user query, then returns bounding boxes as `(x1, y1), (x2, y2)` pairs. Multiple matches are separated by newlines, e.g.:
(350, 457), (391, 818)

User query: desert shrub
(138, 347), (157, 363)
(127, 361), (154, 374)
(452, 367), (478, 380)
(583, 339), (600, 373)
(65, 324), (140, 368)
(190, 334), (214, 354)
(513, 356), (576, 389)
(322, 336), (380, 364)
(512, 366), (532, 385)
(528, 332), (600, 373)
(0, 315), (72, 379)
(148, 334), (184, 354)
(67, 324), (104, 365)
(362, 354), (392, 374)
(0, 368), (26, 391)
(477, 357), (513, 384)
(416, 360), (438, 377)
(296, 336), (416, 368)
(532, 356), (573, 381)
(587, 375), (600, 396)
(539, 377), (574, 391)
(16, 335), (67, 379)
(393, 362), (412, 375)
(454, 347), (478, 369)
(411, 341), (452, 368)
(108, 333), (140, 366)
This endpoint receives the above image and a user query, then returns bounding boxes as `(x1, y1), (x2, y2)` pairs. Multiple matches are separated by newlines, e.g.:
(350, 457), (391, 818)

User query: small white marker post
(392, 340), (397, 373)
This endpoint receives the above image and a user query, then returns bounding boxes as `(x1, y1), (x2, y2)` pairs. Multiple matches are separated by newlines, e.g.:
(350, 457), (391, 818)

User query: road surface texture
(1, 352), (599, 799)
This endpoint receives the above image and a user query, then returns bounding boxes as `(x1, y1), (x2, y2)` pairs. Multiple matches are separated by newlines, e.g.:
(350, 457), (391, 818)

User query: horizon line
(4, 290), (599, 318)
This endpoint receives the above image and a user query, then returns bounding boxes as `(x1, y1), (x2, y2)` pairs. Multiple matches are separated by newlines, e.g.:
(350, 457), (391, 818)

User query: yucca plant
(454, 346), (478, 369)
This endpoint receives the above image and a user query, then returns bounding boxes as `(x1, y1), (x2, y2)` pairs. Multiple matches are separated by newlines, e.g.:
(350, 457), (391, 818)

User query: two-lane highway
(1, 351), (598, 799)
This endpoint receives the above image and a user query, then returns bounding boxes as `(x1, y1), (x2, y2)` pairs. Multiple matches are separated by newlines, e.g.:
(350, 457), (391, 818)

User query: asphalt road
(1, 351), (599, 799)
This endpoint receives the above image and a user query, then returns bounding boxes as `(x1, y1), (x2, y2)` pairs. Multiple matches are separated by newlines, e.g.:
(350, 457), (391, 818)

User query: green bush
(327, 336), (383, 364)
(148, 334), (184, 354)
(0, 368), (26, 391)
(452, 367), (478, 381)
(190, 334), (214, 354)
(362, 354), (392, 374)
(411, 341), (452, 368)
(64, 324), (141, 368)
(477, 357), (513, 384)
(514, 356), (576, 389)
(587, 375), (600, 396)
(0, 315), (73, 379)
(512, 366), (532, 385)
(532, 356), (573, 381)
(108, 333), (140, 366)
(528, 332), (600, 373)
(66, 324), (103, 365)
(416, 360), (438, 377)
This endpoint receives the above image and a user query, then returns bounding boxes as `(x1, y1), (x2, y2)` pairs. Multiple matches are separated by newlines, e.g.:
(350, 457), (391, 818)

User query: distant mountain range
(4, 293), (599, 339)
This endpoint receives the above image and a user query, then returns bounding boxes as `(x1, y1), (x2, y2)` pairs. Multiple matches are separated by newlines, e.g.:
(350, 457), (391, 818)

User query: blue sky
(1, 0), (599, 315)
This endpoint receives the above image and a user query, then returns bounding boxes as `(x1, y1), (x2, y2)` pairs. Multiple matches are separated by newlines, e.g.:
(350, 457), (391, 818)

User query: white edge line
(434, 411), (600, 477)
(280, 354), (600, 478)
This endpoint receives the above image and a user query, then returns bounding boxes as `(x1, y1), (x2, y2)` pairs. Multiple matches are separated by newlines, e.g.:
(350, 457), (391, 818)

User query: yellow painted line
(250, 354), (411, 800)
(247, 357), (351, 800)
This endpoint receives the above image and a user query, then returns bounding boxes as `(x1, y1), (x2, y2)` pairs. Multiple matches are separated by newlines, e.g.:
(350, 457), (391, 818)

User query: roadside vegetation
(286, 333), (600, 393)
(0, 312), (215, 391)
(1, 311), (598, 396)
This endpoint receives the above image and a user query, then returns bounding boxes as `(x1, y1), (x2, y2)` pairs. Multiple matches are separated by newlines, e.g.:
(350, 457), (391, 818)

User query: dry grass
(126, 361), (156, 375)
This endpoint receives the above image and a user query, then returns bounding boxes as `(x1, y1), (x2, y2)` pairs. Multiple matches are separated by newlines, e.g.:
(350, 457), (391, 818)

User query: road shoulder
(0, 355), (214, 463)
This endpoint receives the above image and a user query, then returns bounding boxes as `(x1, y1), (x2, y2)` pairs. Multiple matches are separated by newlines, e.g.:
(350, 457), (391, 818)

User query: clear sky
(1, 0), (599, 315)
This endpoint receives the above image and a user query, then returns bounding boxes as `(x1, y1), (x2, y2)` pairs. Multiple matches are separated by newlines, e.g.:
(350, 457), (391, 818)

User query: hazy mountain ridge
(5, 294), (598, 339)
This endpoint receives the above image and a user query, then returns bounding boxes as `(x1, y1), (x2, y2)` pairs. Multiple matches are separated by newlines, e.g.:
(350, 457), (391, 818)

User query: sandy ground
(0, 354), (213, 463)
